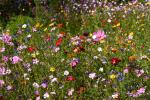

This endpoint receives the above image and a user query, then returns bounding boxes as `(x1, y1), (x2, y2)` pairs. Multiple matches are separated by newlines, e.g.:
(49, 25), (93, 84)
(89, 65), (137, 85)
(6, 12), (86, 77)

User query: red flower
(111, 58), (121, 65)
(27, 47), (35, 53)
(66, 76), (75, 81)
(55, 37), (63, 47)
(45, 35), (50, 42)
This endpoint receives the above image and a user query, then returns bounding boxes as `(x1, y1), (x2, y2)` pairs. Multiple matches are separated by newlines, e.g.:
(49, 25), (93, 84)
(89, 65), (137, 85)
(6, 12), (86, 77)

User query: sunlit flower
(12, 56), (22, 64)
(92, 29), (106, 42)
(43, 92), (49, 99)
(89, 73), (96, 79)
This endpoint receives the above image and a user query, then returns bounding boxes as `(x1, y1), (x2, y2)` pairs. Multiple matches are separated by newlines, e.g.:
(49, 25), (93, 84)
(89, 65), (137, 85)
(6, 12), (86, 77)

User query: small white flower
(93, 56), (98, 59)
(51, 78), (57, 83)
(36, 96), (40, 100)
(92, 35), (96, 39)
(107, 19), (111, 23)
(64, 70), (69, 76)
(97, 47), (102, 52)
(68, 88), (74, 96)
(89, 73), (96, 79)
(27, 34), (32, 38)
(50, 92), (56, 95)
(112, 92), (119, 99)
(33, 82), (40, 88)
(43, 92), (49, 99)
(22, 24), (27, 28)
(99, 67), (104, 72)
(6, 69), (11, 74)
(32, 59), (39, 64)
(49, 75), (54, 79)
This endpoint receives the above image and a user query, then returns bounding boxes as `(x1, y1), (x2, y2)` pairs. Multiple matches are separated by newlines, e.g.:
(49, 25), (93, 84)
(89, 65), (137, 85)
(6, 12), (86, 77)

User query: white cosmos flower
(22, 24), (27, 28)
(97, 47), (102, 52)
(64, 70), (69, 76)
(43, 92), (49, 99)
(89, 73), (96, 79)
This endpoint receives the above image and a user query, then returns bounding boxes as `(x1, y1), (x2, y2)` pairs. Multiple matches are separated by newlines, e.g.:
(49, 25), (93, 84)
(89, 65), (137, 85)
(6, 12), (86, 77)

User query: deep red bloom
(66, 76), (75, 81)
(55, 37), (63, 47)
(27, 47), (35, 53)
(111, 58), (121, 65)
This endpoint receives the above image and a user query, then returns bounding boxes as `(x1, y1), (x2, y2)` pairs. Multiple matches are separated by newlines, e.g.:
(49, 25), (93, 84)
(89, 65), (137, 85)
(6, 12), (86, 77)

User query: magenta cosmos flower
(92, 29), (106, 42)
(12, 56), (22, 64)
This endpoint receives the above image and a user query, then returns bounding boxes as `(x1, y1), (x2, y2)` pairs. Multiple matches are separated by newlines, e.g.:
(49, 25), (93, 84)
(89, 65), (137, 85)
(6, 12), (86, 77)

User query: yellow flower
(44, 28), (47, 32)
(50, 67), (55, 72)
(31, 52), (39, 58)
(35, 23), (40, 28)
(110, 74), (117, 80)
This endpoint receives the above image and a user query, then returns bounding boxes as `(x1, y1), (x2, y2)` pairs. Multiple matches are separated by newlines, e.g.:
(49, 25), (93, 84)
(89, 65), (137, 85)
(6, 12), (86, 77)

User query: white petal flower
(64, 70), (69, 76)
(89, 73), (96, 79)
(22, 24), (27, 28)
(43, 92), (49, 99)
(97, 47), (102, 52)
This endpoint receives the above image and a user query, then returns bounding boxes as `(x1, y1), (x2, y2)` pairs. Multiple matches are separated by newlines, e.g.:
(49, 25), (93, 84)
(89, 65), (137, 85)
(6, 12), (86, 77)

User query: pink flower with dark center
(70, 58), (79, 68)
(92, 29), (106, 42)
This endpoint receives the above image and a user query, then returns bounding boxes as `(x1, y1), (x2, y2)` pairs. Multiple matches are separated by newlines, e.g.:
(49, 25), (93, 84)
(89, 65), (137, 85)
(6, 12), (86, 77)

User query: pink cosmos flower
(0, 67), (6, 76)
(127, 87), (146, 97)
(137, 87), (145, 95)
(92, 29), (106, 42)
(70, 58), (79, 68)
(0, 34), (14, 45)
(0, 80), (5, 87)
(2, 56), (9, 62)
(12, 56), (22, 64)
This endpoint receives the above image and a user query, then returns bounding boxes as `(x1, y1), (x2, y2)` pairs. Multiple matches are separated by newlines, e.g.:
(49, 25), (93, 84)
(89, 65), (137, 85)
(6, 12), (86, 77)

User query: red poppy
(79, 36), (85, 40)
(55, 37), (63, 47)
(66, 76), (76, 81)
(111, 57), (121, 65)
(27, 47), (35, 53)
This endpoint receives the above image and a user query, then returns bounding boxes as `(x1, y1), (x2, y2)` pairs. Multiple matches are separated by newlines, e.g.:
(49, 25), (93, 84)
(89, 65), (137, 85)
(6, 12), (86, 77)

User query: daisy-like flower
(97, 47), (102, 52)
(68, 88), (74, 96)
(43, 92), (49, 99)
(33, 82), (40, 89)
(64, 70), (69, 76)
(22, 24), (27, 28)
(112, 92), (119, 99)
(89, 73), (96, 79)
(32, 59), (39, 64)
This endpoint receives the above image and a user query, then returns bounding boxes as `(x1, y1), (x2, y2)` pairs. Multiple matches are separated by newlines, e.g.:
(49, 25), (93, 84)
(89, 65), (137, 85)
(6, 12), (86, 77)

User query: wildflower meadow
(0, 0), (150, 99)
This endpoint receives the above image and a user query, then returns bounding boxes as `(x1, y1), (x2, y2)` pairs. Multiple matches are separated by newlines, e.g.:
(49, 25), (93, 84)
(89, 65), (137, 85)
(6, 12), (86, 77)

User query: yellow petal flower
(110, 74), (116, 79)
(50, 67), (55, 72)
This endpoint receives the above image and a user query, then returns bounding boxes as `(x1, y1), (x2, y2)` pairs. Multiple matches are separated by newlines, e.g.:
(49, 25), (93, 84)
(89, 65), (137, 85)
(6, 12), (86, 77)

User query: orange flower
(128, 56), (137, 61)
(57, 23), (63, 28)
